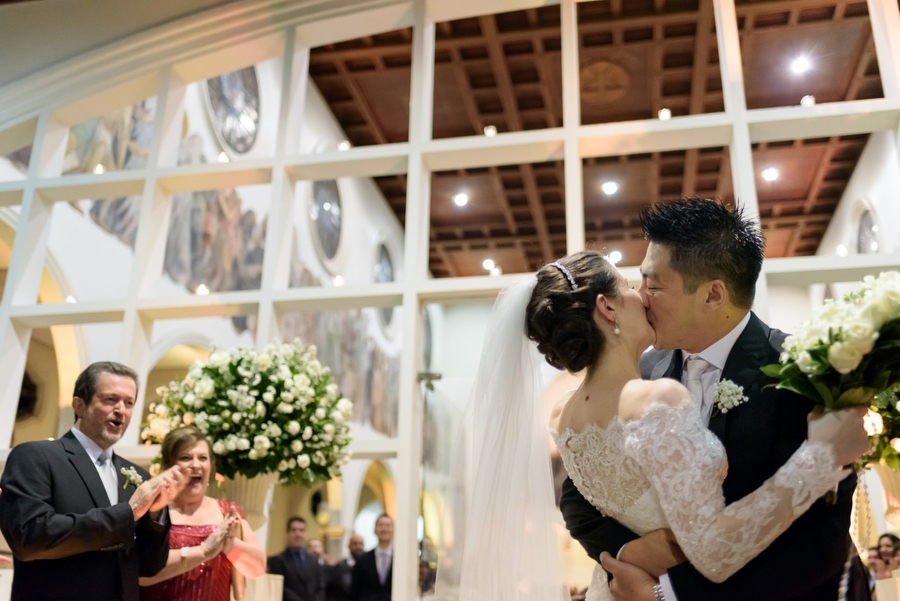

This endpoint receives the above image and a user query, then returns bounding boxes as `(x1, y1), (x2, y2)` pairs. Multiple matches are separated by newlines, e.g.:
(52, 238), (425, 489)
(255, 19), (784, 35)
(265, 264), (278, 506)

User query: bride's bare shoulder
(618, 378), (690, 423)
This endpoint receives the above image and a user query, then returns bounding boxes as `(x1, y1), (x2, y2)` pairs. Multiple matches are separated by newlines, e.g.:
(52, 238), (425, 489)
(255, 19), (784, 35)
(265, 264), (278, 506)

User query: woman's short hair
(160, 426), (216, 476)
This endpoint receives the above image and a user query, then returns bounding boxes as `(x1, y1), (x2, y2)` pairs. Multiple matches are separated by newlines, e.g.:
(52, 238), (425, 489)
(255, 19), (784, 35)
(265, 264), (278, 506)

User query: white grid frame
(2, 0), (900, 596)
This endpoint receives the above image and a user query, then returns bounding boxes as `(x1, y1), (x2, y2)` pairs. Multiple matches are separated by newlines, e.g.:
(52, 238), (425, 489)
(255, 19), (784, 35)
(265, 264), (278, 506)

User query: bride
(434, 250), (869, 601)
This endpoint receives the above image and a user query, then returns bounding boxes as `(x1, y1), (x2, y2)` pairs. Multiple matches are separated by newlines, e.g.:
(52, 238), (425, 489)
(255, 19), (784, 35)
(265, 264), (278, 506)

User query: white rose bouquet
(762, 271), (900, 466)
(141, 339), (353, 485)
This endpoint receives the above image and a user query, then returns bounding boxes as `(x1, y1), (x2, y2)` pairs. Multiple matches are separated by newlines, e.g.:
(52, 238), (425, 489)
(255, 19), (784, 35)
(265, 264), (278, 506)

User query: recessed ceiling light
(871, 241), (879, 252)
(64, 295), (77, 304)
(658, 108), (672, 120)
(93, 164), (105, 174)
(453, 192), (469, 207)
(761, 167), (779, 182)
(601, 181), (618, 195)
(483, 258), (495, 271)
(836, 244), (848, 257)
(790, 56), (811, 74)
(608, 250), (623, 264)
(483, 125), (498, 136)
(195, 284), (210, 296)
(333, 275), (344, 286)
(489, 266), (502, 276)
(217, 152), (229, 163)
(800, 95), (816, 107)
(338, 140), (351, 151)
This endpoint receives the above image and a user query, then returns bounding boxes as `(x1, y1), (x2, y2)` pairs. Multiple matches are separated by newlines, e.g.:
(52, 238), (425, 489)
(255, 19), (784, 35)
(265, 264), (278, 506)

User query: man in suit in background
(326, 533), (365, 601)
(269, 516), (325, 601)
(350, 514), (393, 601)
(0, 361), (187, 601)
(560, 199), (868, 601)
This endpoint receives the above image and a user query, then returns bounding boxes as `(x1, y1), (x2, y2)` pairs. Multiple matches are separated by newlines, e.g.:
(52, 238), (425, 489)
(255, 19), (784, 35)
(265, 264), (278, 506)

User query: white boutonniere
(121, 466), (143, 489)
(714, 380), (749, 414)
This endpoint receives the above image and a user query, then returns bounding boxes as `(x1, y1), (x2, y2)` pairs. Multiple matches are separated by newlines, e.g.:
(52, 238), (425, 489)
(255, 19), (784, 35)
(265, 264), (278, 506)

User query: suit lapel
(113, 455), (134, 503)
(61, 432), (111, 508)
(712, 313), (771, 441)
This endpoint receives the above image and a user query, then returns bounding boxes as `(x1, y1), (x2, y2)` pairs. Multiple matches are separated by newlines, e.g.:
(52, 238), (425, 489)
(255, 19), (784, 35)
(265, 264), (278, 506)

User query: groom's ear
(703, 279), (728, 309)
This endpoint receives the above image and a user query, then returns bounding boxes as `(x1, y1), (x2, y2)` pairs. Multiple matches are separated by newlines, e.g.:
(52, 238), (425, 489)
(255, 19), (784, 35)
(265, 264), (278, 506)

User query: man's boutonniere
(714, 380), (749, 414)
(121, 466), (143, 489)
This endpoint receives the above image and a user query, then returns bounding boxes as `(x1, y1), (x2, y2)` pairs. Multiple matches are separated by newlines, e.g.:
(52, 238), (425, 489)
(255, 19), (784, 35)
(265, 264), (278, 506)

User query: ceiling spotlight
(800, 95), (816, 107)
(64, 295), (77, 304)
(483, 125), (498, 136)
(790, 56), (811, 75)
(601, 181), (618, 195)
(761, 167), (779, 182)
(483, 258), (495, 271)
(217, 152), (229, 163)
(338, 140), (352, 151)
(93, 164), (105, 174)
(871, 241), (879, 252)
(195, 284), (210, 296)
(836, 244), (848, 257)
(658, 108), (672, 120)
(873, 224), (880, 233)
(333, 275), (345, 287)
(453, 192), (469, 207)
(608, 250), (623, 265)
(489, 266), (502, 276)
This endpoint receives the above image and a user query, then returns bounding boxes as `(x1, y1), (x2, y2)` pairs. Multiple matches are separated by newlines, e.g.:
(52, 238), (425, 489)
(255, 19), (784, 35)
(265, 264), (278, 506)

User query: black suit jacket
(268, 548), (324, 601)
(560, 313), (868, 601)
(326, 557), (355, 601)
(0, 431), (170, 601)
(350, 549), (391, 601)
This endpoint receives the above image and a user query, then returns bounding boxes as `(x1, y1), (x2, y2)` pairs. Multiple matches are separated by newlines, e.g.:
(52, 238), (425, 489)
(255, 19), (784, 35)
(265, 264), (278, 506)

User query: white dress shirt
(71, 426), (119, 506)
(375, 544), (393, 585)
(658, 311), (751, 601)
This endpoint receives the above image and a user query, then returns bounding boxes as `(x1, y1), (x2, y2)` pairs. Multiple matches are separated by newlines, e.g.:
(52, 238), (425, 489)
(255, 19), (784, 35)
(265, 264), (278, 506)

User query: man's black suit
(349, 549), (391, 601)
(326, 556), (356, 601)
(560, 313), (869, 601)
(0, 431), (170, 601)
(268, 548), (324, 601)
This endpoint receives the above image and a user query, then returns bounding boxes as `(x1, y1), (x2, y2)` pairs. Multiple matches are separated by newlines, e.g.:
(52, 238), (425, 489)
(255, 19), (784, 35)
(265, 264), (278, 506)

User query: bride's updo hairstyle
(526, 251), (619, 373)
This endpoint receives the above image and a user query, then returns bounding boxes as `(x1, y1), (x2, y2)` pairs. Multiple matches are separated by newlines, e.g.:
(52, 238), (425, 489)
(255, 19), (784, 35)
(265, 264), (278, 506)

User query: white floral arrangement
(141, 339), (353, 485)
(713, 380), (749, 414)
(762, 271), (900, 466)
(121, 466), (143, 489)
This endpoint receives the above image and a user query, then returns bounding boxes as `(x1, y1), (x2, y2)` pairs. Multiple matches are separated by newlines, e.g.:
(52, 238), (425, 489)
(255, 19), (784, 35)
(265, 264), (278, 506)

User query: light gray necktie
(684, 355), (710, 416)
(376, 550), (389, 585)
(96, 450), (118, 505)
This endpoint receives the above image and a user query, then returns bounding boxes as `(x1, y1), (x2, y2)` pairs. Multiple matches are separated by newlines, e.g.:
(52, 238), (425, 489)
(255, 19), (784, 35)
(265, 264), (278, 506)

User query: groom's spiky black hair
(640, 198), (764, 309)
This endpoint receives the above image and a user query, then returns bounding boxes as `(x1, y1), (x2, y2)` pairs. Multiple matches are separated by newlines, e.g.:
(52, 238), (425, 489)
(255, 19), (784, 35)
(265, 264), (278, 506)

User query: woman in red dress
(140, 427), (266, 601)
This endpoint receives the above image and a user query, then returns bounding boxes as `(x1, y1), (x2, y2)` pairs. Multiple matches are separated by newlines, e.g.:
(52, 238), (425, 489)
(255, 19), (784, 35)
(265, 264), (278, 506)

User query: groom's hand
(600, 552), (659, 601)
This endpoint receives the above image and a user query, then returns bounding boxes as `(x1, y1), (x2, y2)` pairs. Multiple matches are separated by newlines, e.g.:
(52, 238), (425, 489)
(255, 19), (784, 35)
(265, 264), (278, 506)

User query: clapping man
(0, 361), (187, 601)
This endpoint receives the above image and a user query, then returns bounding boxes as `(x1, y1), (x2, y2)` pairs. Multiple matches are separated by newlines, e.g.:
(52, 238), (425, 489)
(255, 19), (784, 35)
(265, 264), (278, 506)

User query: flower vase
(222, 472), (278, 530)
(873, 463), (900, 530)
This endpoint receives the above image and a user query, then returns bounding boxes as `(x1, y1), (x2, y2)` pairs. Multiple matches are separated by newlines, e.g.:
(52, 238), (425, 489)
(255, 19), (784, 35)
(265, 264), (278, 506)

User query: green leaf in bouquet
(835, 386), (879, 407)
(810, 378), (836, 408)
(774, 376), (826, 405)
(761, 363), (783, 378)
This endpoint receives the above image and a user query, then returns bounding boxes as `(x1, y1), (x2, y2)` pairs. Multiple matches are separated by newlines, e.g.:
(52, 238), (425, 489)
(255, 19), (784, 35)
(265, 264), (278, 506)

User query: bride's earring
(614, 319), (620, 335)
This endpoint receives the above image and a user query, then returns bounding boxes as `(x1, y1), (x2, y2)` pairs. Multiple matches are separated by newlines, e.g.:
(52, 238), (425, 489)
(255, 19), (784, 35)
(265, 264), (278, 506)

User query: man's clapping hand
(128, 466), (188, 520)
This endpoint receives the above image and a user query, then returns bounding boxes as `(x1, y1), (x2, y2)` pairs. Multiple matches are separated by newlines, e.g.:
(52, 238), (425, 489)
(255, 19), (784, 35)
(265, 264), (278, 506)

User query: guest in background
(139, 427), (266, 601)
(879, 534), (900, 563)
(350, 515), (394, 601)
(308, 539), (328, 601)
(269, 517), (325, 601)
(326, 533), (365, 601)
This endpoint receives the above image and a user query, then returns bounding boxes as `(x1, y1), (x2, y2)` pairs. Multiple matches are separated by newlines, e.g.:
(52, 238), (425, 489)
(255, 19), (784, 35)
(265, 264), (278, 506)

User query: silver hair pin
(551, 261), (578, 291)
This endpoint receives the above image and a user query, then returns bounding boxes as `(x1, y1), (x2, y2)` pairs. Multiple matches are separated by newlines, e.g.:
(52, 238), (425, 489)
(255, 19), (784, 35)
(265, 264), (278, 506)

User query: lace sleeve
(623, 402), (847, 583)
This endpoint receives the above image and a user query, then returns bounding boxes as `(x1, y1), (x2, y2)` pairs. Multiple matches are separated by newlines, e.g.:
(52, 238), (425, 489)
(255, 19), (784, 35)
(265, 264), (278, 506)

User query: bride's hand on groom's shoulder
(600, 552), (659, 601)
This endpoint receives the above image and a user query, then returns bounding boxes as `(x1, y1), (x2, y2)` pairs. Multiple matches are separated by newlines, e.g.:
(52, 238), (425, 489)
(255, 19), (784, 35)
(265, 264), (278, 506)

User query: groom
(560, 198), (868, 601)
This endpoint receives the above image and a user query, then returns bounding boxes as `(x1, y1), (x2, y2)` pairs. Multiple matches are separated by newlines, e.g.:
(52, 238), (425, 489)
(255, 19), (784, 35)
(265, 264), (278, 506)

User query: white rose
(337, 398), (353, 416)
(326, 383), (339, 398)
(891, 438), (900, 452)
(796, 351), (819, 375)
(828, 341), (864, 374)
(278, 460), (288, 471)
(295, 374), (311, 389)
(268, 424), (282, 438)
(262, 392), (275, 403)
(232, 412), (243, 423)
(330, 411), (345, 424)
(238, 437), (251, 450)
(248, 449), (258, 460)
(254, 435), (271, 451)
(281, 391), (294, 403)
(256, 402), (267, 417)
(297, 454), (311, 468)
(254, 353), (273, 371)
(302, 427), (313, 441)
(194, 377), (215, 400)
(183, 392), (197, 407)
(315, 408), (326, 420)
(212, 440), (226, 454)
(323, 423), (335, 435)
(283, 377), (294, 389)
(277, 402), (294, 414)
(287, 421), (301, 436)
(209, 351), (230, 369)
(225, 438), (237, 452)
(289, 458), (297, 468)
(291, 440), (304, 453)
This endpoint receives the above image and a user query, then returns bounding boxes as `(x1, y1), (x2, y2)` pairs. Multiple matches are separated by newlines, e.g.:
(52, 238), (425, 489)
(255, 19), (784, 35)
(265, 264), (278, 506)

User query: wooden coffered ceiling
(308, 0), (882, 277)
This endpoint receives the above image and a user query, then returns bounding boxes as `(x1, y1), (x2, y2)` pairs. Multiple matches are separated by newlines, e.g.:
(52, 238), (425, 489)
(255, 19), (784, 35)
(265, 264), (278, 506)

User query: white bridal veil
(434, 278), (569, 601)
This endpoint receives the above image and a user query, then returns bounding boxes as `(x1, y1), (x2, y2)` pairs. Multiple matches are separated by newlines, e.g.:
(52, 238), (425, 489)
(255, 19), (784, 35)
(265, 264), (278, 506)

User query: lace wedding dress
(552, 401), (846, 601)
